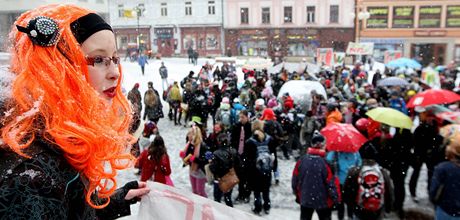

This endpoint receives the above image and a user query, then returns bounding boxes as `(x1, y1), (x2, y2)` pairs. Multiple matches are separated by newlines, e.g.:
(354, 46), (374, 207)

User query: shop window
(241, 8), (249, 24)
(161, 3), (167, 17)
(262, 7), (270, 24)
(455, 45), (460, 62)
(284, 6), (293, 23)
(330, 5), (339, 23)
(208, 1), (215, 15)
(117, 35), (128, 50)
(185, 2), (192, 16)
(419, 6), (442, 28)
(307, 6), (315, 23)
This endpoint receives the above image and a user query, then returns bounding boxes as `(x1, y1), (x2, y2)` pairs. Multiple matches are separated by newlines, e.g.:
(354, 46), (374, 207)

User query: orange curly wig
(2, 4), (136, 208)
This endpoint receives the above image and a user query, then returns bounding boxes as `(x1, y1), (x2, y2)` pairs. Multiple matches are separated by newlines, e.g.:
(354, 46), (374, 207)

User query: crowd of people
(128, 58), (460, 220)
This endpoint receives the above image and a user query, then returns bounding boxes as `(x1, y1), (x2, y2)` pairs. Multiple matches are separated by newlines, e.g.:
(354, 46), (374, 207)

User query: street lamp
(133, 4), (145, 53)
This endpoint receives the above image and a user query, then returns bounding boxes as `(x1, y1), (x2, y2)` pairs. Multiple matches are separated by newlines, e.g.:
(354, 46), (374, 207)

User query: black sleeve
(96, 181), (138, 220)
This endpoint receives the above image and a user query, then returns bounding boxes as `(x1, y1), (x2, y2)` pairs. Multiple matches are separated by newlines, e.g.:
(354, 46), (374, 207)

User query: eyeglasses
(86, 56), (120, 67)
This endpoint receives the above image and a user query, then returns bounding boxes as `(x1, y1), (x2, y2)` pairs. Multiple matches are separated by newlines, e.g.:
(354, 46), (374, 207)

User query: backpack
(252, 136), (273, 175)
(220, 109), (232, 127)
(356, 164), (385, 212)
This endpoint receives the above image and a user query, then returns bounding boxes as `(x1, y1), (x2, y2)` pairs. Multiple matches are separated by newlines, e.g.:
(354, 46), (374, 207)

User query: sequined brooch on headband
(16, 16), (60, 47)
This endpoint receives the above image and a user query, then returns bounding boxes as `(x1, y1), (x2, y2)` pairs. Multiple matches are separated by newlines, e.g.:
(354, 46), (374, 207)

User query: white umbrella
(277, 80), (327, 111)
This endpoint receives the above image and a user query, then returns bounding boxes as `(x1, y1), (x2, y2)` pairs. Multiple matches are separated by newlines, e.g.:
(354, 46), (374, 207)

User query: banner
(334, 52), (346, 66)
(346, 42), (374, 55)
(383, 51), (402, 64)
(138, 182), (263, 220)
(316, 48), (333, 67)
(123, 9), (135, 18)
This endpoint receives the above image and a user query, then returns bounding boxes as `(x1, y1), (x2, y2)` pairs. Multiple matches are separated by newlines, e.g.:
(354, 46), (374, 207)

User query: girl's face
(214, 124), (222, 133)
(81, 30), (120, 101)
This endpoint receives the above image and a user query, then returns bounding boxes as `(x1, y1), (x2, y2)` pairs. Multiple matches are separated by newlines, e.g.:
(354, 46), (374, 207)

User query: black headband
(71, 13), (112, 44)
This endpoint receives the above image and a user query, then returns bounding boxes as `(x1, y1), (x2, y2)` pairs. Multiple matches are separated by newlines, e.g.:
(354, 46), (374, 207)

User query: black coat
(244, 134), (276, 191)
(209, 146), (239, 179)
(0, 140), (136, 220)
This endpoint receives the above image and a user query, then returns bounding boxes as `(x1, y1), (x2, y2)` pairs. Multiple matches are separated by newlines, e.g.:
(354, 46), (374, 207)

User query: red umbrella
(320, 123), (368, 153)
(407, 89), (460, 108)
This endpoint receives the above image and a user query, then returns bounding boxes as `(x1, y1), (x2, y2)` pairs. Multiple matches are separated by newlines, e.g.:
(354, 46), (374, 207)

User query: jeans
(436, 206), (460, 220)
(190, 174), (207, 198)
(300, 206), (331, 220)
(213, 182), (233, 207)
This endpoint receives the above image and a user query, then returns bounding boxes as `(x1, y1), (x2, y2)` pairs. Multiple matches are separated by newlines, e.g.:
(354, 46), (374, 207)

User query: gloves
(190, 155), (196, 163)
(204, 151), (213, 161)
(122, 181), (139, 204)
(179, 150), (185, 158)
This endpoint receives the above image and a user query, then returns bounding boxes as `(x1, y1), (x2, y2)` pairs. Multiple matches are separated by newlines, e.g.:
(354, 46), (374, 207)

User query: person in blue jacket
(326, 148), (362, 220)
(430, 136), (460, 219)
(138, 53), (148, 75)
(388, 91), (408, 115)
(231, 98), (246, 126)
(292, 132), (340, 220)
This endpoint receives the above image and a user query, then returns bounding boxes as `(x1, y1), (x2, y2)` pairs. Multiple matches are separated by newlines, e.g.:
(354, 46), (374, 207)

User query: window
(241, 8), (249, 24)
(419, 6), (442, 28)
(161, 3), (167, 16)
(367, 7), (389, 28)
(446, 5), (460, 28)
(330, 5), (339, 23)
(262, 7), (270, 24)
(118, 4), (124, 18)
(307, 6), (315, 23)
(208, 1), (215, 15)
(393, 6), (414, 28)
(284, 6), (293, 23)
(185, 2), (192, 16)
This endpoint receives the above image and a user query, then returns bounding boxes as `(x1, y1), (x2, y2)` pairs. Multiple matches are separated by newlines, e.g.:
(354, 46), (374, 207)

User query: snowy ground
(115, 58), (434, 220)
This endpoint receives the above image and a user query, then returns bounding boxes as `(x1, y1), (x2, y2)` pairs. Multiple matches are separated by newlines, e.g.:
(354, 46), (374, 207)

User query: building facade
(224, 0), (355, 60)
(0, 0), (109, 51)
(357, 0), (460, 65)
(109, 0), (224, 57)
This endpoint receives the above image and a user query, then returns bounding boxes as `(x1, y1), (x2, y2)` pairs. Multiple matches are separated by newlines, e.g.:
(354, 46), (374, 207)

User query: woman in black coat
(0, 5), (149, 219)
(244, 120), (276, 215)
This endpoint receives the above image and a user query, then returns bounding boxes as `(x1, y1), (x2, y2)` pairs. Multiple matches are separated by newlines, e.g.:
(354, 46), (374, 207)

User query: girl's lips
(103, 86), (116, 98)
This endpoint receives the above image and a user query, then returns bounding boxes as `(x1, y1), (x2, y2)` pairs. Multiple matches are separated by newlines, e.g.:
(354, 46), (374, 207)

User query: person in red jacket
(136, 135), (172, 184)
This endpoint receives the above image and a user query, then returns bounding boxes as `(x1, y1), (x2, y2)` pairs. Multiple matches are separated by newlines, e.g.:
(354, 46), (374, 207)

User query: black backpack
(251, 136), (273, 175)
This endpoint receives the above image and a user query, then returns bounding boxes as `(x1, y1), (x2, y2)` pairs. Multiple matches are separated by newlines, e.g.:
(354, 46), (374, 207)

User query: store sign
(414, 30), (446, 37)
(367, 7), (389, 28)
(155, 28), (173, 39)
(419, 6), (442, 28)
(393, 6), (414, 28)
(384, 51), (402, 64)
(317, 48), (334, 67)
(346, 42), (374, 55)
(447, 5), (460, 27)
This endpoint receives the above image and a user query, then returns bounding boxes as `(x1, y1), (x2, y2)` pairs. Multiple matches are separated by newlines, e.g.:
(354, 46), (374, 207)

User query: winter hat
(267, 97), (278, 108)
(284, 97), (294, 110)
(355, 118), (370, 134)
(255, 98), (265, 106)
(70, 13), (113, 44)
(222, 97), (230, 104)
(311, 131), (325, 146)
(260, 108), (276, 121)
(134, 83), (139, 89)
(191, 116), (202, 125)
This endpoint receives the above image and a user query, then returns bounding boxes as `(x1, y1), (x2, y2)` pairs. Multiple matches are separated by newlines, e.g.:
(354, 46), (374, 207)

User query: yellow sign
(447, 6), (460, 16)
(123, 9), (135, 18)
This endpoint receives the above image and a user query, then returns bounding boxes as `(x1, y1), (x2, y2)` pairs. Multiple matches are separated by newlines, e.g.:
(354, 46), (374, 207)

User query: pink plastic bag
(165, 175), (174, 187)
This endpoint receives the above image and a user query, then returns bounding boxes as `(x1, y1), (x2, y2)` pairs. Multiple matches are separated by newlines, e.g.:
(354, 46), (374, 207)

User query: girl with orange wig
(0, 4), (149, 219)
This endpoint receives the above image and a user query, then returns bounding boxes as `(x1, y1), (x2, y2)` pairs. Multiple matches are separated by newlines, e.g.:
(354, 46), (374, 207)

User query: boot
(178, 112), (182, 125)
